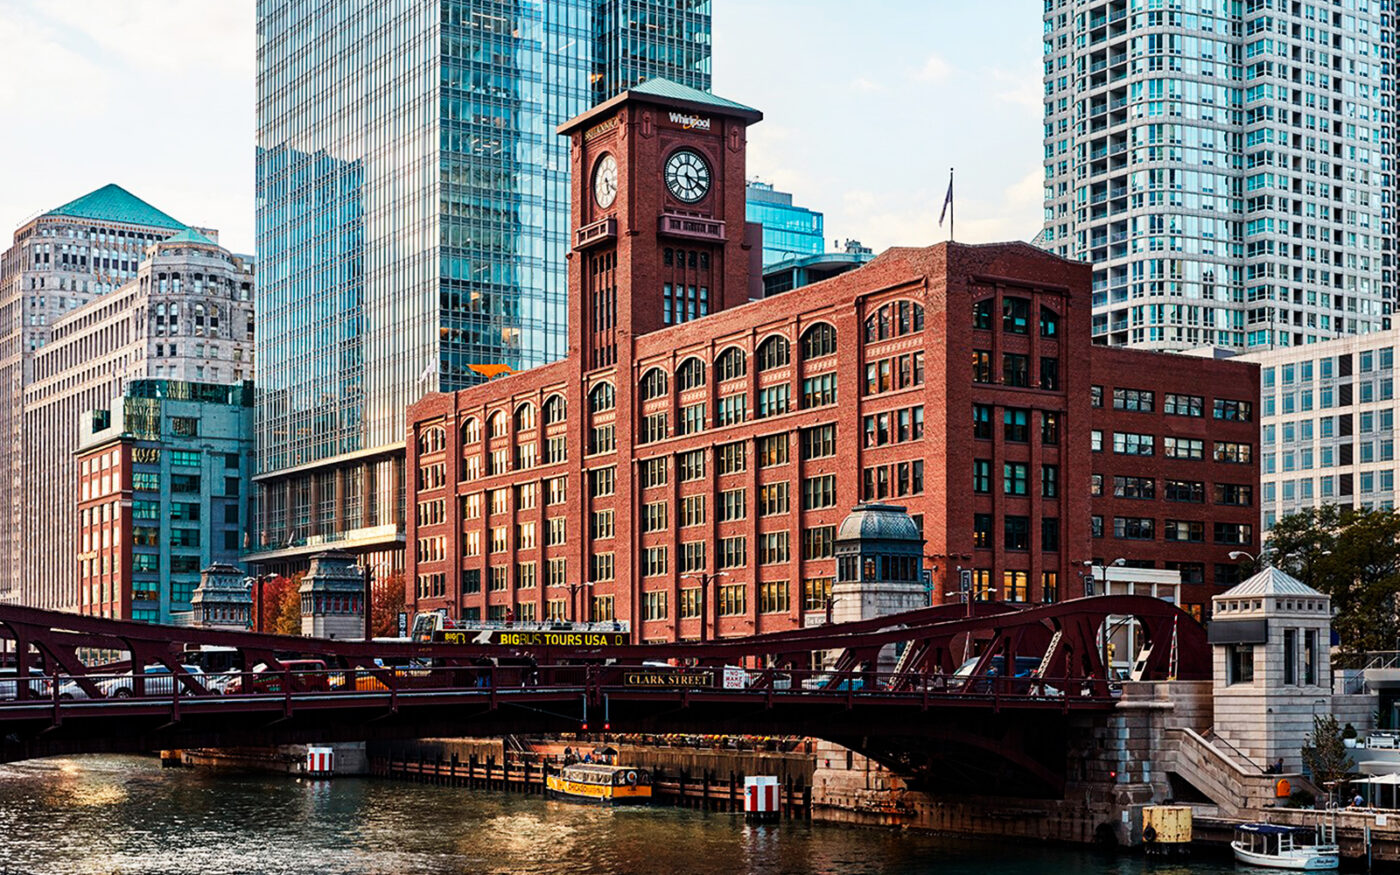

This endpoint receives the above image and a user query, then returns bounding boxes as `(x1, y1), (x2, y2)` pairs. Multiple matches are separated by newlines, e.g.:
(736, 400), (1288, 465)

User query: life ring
(627, 770), (638, 785)
(1142, 825), (1157, 843)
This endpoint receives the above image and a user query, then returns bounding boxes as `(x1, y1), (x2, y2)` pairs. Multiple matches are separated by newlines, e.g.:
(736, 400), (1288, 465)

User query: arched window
(514, 402), (537, 432)
(757, 335), (790, 371)
(864, 300), (924, 343)
(589, 382), (616, 413)
(801, 323), (837, 360)
(461, 417), (481, 444)
(640, 368), (669, 400)
(716, 347), (746, 381)
(543, 395), (566, 425)
(418, 426), (445, 454)
(677, 357), (705, 391)
(489, 411), (508, 438)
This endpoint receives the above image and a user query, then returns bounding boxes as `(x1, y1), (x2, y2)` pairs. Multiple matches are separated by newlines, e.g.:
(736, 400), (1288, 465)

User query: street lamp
(550, 581), (594, 626)
(243, 574), (273, 633)
(1080, 557), (1124, 597)
(681, 570), (729, 642)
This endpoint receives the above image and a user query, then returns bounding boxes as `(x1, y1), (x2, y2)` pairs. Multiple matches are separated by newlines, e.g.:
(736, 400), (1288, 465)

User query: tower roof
(835, 503), (923, 544)
(558, 76), (762, 135)
(163, 227), (217, 246)
(44, 184), (186, 231)
(1216, 566), (1325, 600)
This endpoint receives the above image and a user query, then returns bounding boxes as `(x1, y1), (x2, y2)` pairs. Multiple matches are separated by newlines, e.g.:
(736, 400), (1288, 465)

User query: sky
(0, 1), (1044, 257)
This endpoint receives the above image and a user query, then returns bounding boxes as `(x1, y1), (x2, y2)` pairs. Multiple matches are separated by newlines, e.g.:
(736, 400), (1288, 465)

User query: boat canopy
(1236, 823), (1304, 835)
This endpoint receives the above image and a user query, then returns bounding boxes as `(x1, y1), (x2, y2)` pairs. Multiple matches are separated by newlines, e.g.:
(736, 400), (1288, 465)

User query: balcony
(658, 212), (726, 243)
(573, 216), (617, 251)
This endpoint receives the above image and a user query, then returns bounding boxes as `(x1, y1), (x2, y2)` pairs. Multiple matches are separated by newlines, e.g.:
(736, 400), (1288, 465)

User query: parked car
(226, 660), (330, 694)
(0, 667), (48, 700)
(100, 664), (206, 698)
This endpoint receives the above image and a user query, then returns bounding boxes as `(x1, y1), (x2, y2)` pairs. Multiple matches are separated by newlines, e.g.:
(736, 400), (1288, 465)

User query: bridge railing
(1, 662), (1117, 713)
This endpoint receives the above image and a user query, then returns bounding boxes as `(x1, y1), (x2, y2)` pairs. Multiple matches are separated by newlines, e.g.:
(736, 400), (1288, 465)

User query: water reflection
(0, 756), (1241, 875)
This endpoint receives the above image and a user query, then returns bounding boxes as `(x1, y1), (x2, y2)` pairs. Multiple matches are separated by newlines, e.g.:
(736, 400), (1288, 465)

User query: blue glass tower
(745, 181), (825, 267)
(253, 0), (711, 571)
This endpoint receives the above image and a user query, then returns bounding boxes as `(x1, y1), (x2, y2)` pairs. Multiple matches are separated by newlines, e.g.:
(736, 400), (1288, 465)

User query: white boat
(1231, 823), (1339, 870)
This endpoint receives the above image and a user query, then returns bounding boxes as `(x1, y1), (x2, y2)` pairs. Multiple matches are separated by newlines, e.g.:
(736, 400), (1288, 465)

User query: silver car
(0, 667), (47, 700)
(99, 664), (206, 698)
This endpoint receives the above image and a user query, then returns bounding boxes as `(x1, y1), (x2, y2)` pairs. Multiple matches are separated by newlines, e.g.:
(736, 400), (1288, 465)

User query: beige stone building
(18, 226), (253, 610)
(0, 185), (217, 604)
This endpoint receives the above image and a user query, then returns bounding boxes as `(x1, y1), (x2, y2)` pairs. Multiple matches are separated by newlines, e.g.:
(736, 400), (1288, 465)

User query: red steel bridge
(0, 596), (1208, 795)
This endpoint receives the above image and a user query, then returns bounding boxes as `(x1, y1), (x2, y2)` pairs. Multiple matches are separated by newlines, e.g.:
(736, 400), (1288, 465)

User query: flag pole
(949, 167), (954, 243)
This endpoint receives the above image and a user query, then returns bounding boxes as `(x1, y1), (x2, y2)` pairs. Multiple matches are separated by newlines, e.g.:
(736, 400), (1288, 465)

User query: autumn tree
(372, 571), (407, 638)
(255, 573), (304, 636)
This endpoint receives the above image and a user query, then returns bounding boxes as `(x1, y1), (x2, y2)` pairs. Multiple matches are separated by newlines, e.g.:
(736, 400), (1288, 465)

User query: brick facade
(404, 83), (1260, 637)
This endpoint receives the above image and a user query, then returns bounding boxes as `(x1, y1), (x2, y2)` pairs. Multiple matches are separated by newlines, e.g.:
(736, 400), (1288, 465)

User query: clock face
(593, 154), (618, 209)
(664, 149), (711, 203)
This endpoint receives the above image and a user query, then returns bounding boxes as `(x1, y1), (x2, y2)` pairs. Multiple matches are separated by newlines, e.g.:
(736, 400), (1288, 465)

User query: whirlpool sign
(668, 112), (711, 131)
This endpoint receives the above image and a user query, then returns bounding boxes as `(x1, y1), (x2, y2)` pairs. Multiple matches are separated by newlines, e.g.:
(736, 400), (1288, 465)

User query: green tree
(1266, 505), (1400, 664)
(1301, 714), (1352, 793)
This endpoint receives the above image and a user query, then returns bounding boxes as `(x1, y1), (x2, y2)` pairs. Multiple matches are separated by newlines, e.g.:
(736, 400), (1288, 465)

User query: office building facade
(403, 81), (1260, 639)
(0, 185), (195, 602)
(252, 0), (713, 573)
(1243, 329), (1400, 531)
(745, 180), (825, 267)
(21, 231), (253, 611)
(1041, 0), (1393, 352)
(76, 381), (254, 623)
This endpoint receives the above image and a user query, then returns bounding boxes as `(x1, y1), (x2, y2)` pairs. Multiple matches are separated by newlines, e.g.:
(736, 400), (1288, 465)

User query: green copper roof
(164, 227), (215, 246)
(625, 77), (760, 115)
(44, 184), (185, 231)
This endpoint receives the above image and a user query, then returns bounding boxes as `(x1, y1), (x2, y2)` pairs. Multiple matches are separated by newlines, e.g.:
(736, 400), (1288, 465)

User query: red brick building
(404, 80), (1259, 637)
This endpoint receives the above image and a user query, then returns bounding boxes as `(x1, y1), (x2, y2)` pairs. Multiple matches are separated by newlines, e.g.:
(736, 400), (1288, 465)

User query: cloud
(35, 1), (253, 76)
(849, 76), (881, 93)
(989, 67), (1042, 111)
(914, 54), (952, 82)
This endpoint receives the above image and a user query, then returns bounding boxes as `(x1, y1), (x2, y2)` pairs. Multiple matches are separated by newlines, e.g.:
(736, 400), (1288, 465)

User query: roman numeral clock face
(664, 149), (711, 203)
(593, 153), (618, 208)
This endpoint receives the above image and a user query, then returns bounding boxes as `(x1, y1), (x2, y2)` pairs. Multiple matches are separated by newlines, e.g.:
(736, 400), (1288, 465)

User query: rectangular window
(1214, 522), (1253, 545)
(802, 373), (838, 408)
(1113, 432), (1154, 455)
(589, 424), (615, 455)
(590, 466), (616, 497)
(547, 557), (567, 587)
(757, 434), (789, 467)
(973, 459), (991, 493)
(1164, 520), (1205, 542)
(717, 394), (746, 426)
(682, 494), (705, 527)
(1214, 441), (1253, 464)
(640, 413), (667, 443)
(641, 458), (667, 487)
(1041, 411), (1060, 445)
(1113, 475), (1155, 499)
(1113, 388), (1155, 412)
(642, 502), (668, 533)
(720, 488), (747, 521)
(719, 441), (747, 474)
(548, 476), (567, 504)
(680, 402), (706, 435)
(803, 525), (835, 559)
(972, 404), (992, 440)
(1215, 483), (1253, 506)
(547, 517), (566, 546)
(681, 541), (706, 573)
(643, 546), (668, 577)
(1114, 517), (1155, 540)
(1003, 408), (1029, 442)
(759, 482), (790, 516)
(801, 424), (837, 459)
(590, 552), (615, 581)
(757, 385), (791, 418)
(1214, 398), (1253, 422)
(680, 587), (702, 619)
(1039, 357), (1059, 391)
(591, 509), (614, 540)
(1163, 437), (1204, 460)
(1226, 644), (1254, 685)
(759, 581), (790, 614)
(644, 590), (669, 621)
(1042, 465), (1059, 497)
(759, 531), (790, 564)
(803, 578), (833, 612)
(1004, 516), (1030, 551)
(1003, 462), (1028, 495)
(1165, 393), (1203, 417)
(1164, 479), (1204, 502)
(803, 474), (837, 510)
(680, 449), (705, 481)
(1003, 353), (1029, 387)
(720, 536), (747, 569)
(972, 350), (993, 383)
(1003, 570), (1029, 602)
(1042, 571), (1058, 603)
(1042, 518), (1059, 552)
(718, 583), (747, 616)
(973, 513), (993, 549)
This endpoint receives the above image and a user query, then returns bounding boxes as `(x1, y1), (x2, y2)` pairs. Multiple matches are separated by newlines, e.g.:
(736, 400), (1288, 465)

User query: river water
(0, 755), (1239, 875)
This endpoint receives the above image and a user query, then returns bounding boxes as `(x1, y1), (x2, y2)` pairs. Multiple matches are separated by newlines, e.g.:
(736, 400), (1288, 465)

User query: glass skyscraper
(253, 0), (711, 570)
(1040, 0), (1392, 352)
(745, 180), (826, 267)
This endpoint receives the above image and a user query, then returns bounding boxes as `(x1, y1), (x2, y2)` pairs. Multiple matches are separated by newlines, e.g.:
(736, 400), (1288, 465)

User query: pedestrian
(1353, 792), (1365, 808)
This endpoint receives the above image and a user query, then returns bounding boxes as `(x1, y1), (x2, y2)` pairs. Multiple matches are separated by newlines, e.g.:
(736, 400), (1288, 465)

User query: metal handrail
(1203, 726), (1266, 773)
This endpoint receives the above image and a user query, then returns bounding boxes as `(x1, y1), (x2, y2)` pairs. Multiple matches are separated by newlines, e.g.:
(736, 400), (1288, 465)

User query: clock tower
(557, 79), (764, 369)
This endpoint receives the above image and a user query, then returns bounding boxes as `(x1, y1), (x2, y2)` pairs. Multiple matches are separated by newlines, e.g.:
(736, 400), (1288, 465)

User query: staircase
(1166, 728), (1306, 816)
